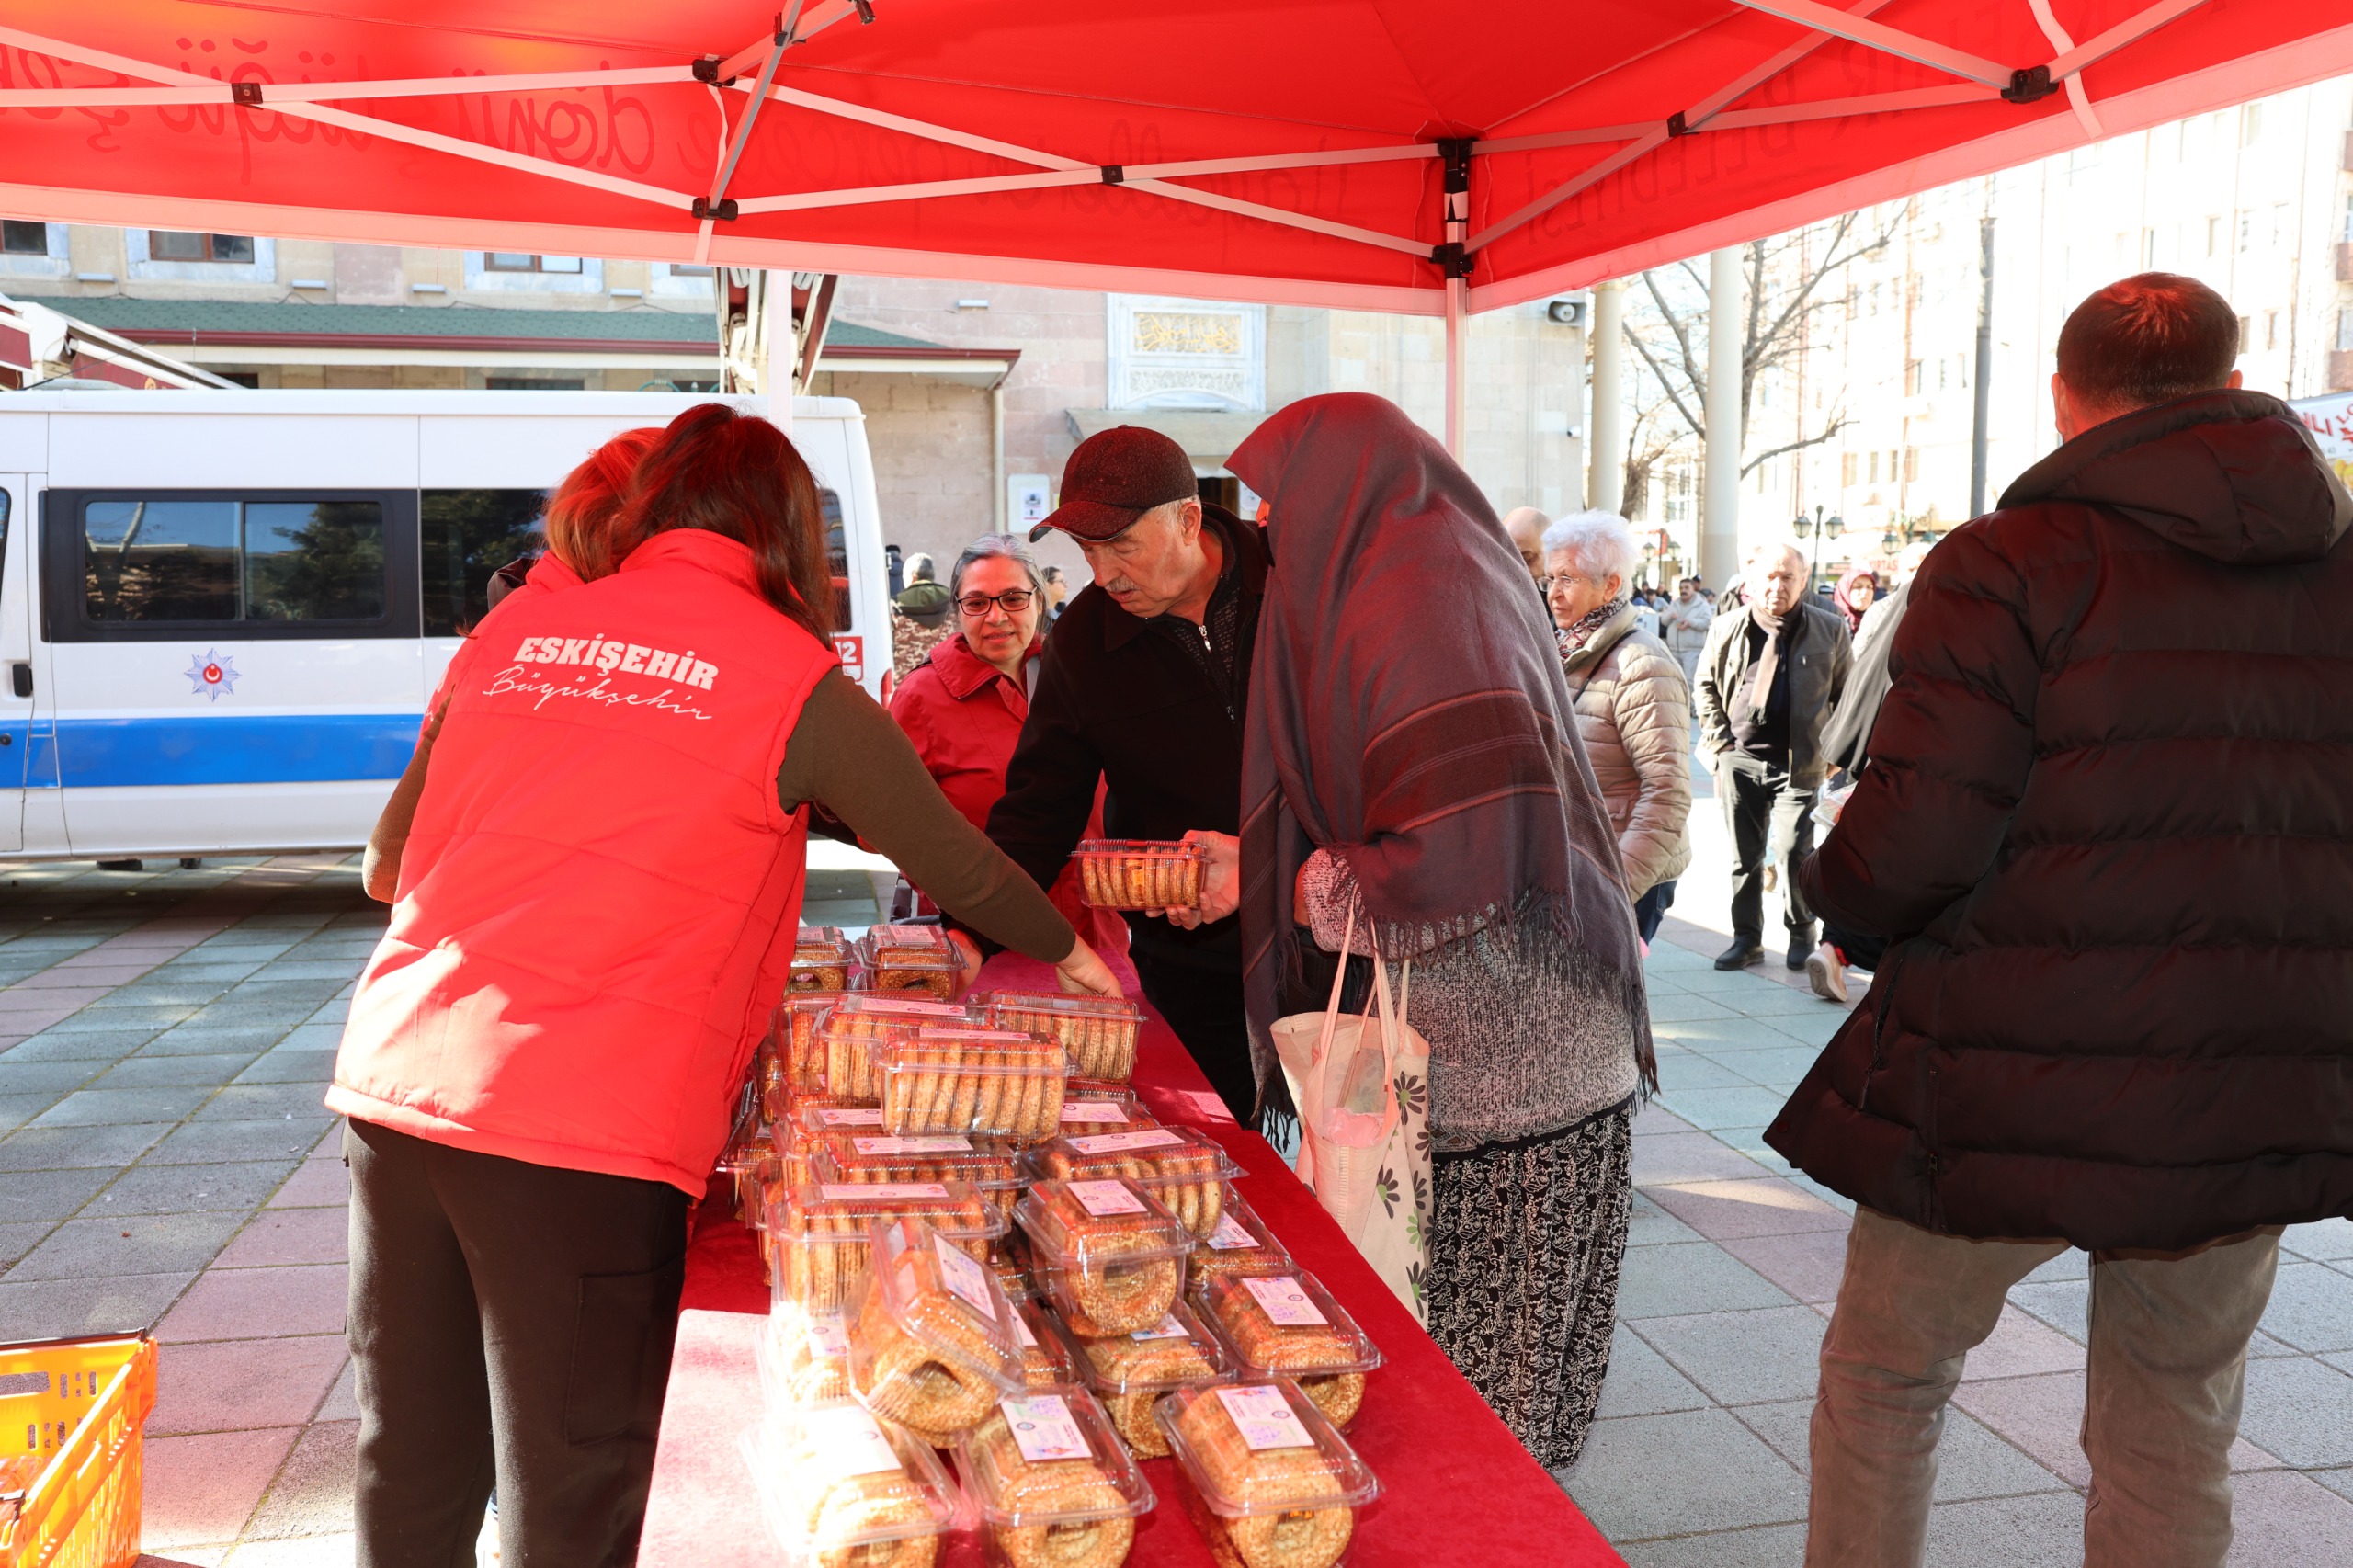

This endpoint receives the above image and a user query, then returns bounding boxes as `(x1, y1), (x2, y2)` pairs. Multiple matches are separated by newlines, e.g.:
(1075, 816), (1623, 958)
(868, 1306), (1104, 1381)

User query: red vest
(332, 530), (836, 1194)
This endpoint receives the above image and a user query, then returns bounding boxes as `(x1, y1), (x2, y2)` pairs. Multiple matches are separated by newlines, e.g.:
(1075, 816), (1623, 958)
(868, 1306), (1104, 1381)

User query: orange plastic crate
(0, 1335), (158, 1568)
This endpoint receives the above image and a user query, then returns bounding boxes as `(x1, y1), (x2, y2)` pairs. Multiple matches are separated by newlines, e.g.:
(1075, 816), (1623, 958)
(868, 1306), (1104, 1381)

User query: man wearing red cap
(949, 425), (1267, 1123)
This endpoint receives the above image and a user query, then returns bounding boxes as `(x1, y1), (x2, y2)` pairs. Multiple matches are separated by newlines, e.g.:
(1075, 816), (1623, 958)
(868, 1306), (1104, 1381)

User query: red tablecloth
(638, 953), (1625, 1568)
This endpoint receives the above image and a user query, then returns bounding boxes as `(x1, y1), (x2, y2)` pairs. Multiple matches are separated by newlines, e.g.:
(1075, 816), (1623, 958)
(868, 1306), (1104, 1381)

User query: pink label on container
(802, 1403), (904, 1476)
(935, 1234), (998, 1318)
(851, 1135), (974, 1154)
(804, 1316), (850, 1357)
(1212, 1385), (1313, 1451)
(1069, 1129), (1185, 1155)
(849, 996), (967, 1016)
(815, 1108), (885, 1126)
(1241, 1276), (1327, 1327)
(1068, 1178), (1148, 1218)
(1012, 1309), (1039, 1348)
(1203, 1213), (1259, 1251)
(818, 1182), (950, 1201)
(1061, 1101), (1130, 1123)
(1002, 1393), (1089, 1463)
(1131, 1314), (1189, 1341)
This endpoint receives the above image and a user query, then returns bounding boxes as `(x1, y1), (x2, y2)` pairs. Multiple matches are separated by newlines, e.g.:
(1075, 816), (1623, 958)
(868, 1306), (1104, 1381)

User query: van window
(820, 486), (851, 629)
(84, 498), (386, 623)
(421, 489), (546, 636)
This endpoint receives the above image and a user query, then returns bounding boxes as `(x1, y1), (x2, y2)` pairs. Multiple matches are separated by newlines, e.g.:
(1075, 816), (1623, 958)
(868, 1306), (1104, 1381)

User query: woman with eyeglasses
(889, 535), (1129, 955)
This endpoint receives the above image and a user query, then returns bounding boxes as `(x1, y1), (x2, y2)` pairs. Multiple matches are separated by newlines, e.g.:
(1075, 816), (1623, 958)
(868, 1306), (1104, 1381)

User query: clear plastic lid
(812, 1134), (1025, 1222)
(859, 924), (962, 996)
(1199, 1270), (1383, 1380)
(878, 1027), (1068, 1142)
(1015, 1178), (1193, 1336)
(847, 1217), (1026, 1442)
(773, 992), (850, 1101)
(1071, 1300), (1232, 1395)
(1055, 1083), (1147, 1131)
(1008, 1295), (1079, 1390)
(1028, 1126), (1243, 1239)
(795, 1100), (888, 1134)
(789, 926), (857, 991)
(816, 995), (978, 1103)
(953, 1386), (1155, 1532)
(980, 989), (1146, 1082)
(766, 1180), (1004, 1313)
(739, 1403), (961, 1566)
(1155, 1381), (1383, 1518)
(755, 1305), (856, 1413)
(1072, 839), (1209, 911)
(1185, 1192), (1295, 1294)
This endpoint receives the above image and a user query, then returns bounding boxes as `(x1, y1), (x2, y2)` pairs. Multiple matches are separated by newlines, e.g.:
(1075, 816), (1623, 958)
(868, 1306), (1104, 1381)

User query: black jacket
(1694, 598), (1852, 789)
(1768, 391), (2353, 1251)
(983, 506), (1267, 971)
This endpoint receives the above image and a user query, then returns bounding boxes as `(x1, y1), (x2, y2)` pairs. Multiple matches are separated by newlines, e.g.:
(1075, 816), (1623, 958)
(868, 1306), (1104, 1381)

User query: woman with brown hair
(333, 403), (1115, 1567)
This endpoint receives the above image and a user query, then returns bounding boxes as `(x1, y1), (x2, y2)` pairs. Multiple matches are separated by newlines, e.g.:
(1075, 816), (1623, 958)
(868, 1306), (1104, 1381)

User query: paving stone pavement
(1560, 801), (2353, 1564)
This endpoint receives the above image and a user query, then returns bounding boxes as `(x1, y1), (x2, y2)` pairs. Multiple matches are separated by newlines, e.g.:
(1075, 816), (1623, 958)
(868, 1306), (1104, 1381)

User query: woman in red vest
(332, 404), (1115, 1568)
(889, 532), (1128, 958)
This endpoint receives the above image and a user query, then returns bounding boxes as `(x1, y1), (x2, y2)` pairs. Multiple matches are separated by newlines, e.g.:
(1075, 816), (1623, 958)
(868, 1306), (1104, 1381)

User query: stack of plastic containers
(733, 931), (1388, 1568)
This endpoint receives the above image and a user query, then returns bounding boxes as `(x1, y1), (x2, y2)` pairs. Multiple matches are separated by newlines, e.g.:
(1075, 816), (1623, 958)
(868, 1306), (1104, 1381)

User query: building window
(2336, 310), (2353, 353)
(1, 222), (47, 255)
(2237, 316), (2253, 353)
(483, 377), (588, 391)
(2241, 102), (2262, 145)
(0, 220), (67, 278)
(2266, 311), (2280, 351)
(649, 263), (717, 298)
(483, 254), (585, 274)
(2238, 213), (2253, 254)
(461, 253), (604, 295)
(2208, 215), (2222, 256)
(1903, 448), (1919, 483)
(126, 230), (276, 283)
(149, 232), (256, 264)
(1868, 451), (1880, 483)
(1904, 360), (1921, 395)
(1841, 452), (1857, 487)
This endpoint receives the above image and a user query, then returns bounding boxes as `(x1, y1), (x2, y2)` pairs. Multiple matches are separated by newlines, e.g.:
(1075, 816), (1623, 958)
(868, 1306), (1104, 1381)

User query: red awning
(0, 2), (2345, 316)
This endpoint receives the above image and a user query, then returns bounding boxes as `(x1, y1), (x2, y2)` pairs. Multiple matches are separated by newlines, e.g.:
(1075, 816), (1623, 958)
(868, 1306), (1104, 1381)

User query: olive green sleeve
(778, 671), (1077, 964)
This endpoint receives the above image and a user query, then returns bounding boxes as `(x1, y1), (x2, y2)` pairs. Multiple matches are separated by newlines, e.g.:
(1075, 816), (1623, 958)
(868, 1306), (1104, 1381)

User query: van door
(41, 487), (423, 858)
(0, 476), (28, 853)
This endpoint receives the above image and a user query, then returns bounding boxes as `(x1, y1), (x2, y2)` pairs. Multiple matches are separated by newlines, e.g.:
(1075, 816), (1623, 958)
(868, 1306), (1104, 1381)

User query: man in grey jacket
(1695, 541), (1851, 971)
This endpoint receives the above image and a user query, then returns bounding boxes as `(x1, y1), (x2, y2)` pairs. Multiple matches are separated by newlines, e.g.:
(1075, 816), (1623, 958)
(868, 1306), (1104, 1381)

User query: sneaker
(1805, 946), (1849, 1004)
(1713, 939), (1765, 971)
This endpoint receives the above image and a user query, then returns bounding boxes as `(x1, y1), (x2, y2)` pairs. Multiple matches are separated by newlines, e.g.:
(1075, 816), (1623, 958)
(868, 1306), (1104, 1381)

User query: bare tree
(1618, 380), (1685, 523)
(1623, 210), (1899, 477)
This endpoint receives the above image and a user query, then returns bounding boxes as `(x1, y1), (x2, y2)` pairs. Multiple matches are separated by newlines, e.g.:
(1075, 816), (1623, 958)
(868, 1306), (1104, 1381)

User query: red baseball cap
(1029, 426), (1199, 543)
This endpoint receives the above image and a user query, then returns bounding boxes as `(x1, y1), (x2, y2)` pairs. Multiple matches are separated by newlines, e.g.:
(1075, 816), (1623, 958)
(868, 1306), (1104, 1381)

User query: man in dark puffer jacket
(1767, 273), (2353, 1568)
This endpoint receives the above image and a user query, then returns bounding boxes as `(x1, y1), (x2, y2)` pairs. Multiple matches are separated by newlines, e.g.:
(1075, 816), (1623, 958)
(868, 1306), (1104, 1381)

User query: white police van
(0, 390), (888, 860)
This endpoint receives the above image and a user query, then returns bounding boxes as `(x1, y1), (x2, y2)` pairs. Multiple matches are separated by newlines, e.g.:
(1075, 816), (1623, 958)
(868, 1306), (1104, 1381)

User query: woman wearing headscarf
(1232, 392), (1654, 1470)
(1832, 566), (1879, 632)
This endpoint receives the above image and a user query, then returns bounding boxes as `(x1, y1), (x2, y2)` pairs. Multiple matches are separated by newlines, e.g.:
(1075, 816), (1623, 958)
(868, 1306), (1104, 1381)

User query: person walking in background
(1772, 273), (2353, 1568)
(1543, 512), (1692, 944)
(1040, 563), (1069, 623)
(891, 534), (1128, 958)
(1233, 393), (1652, 1471)
(1695, 540), (1851, 972)
(1629, 584), (1663, 641)
(1831, 567), (1879, 633)
(1502, 506), (1553, 619)
(1662, 576), (1714, 686)
(1803, 564), (1918, 1003)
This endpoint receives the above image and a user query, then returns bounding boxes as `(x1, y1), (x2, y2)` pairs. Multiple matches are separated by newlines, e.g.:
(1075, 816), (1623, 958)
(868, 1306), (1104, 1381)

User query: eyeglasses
(956, 588), (1036, 617)
(1537, 575), (1593, 593)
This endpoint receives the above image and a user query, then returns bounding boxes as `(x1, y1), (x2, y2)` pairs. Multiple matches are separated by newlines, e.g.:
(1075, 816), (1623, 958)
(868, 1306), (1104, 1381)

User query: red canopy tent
(2, 1), (2348, 438)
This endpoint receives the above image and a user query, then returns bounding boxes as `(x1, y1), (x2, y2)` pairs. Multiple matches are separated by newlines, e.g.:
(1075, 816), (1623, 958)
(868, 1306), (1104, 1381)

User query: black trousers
(1717, 752), (1818, 945)
(1131, 949), (1257, 1126)
(345, 1120), (688, 1568)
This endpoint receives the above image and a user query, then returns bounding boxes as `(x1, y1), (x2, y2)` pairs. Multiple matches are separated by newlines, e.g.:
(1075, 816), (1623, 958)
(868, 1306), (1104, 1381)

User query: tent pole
(1589, 280), (1625, 514)
(1701, 246), (1745, 587)
(1445, 278), (1467, 460)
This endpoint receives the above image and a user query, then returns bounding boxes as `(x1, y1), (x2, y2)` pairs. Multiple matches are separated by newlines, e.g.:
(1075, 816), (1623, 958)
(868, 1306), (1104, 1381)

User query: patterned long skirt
(1421, 1103), (1635, 1470)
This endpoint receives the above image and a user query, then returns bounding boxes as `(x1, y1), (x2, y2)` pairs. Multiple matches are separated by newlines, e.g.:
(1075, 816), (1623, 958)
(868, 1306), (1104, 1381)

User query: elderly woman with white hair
(1543, 512), (1694, 942)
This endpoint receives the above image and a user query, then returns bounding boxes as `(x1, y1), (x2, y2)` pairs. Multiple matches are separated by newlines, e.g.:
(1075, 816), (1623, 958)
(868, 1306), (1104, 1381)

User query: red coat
(891, 633), (1127, 955)
(333, 531), (837, 1195)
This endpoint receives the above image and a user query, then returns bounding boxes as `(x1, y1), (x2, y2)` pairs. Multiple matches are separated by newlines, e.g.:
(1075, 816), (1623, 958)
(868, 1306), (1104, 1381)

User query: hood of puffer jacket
(1999, 390), (2353, 566)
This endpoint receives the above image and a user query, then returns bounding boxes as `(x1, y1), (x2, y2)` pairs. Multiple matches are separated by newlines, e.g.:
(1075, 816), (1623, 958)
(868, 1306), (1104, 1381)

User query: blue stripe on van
(53, 714), (420, 788)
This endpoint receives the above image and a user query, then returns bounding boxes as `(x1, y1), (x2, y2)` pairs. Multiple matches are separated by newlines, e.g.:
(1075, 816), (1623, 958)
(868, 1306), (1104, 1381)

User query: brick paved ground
(0, 837), (2344, 1564)
(1561, 800), (2353, 1563)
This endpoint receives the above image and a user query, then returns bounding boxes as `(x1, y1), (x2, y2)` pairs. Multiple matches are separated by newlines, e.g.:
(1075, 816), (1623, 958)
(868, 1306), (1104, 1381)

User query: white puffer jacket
(1560, 604), (1693, 896)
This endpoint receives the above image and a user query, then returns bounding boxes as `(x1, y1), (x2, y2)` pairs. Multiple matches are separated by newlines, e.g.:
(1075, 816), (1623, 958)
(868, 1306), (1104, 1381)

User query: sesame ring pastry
(1197, 1273), (1380, 1433)
(1032, 1129), (1238, 1241)
(779, 1186), (995, 1312)
(1167, 1391), (1362, 1568)
(964, 1406), (1138, 1568)
(1016, 1180), (1191, 1338)
(757, 1406), (951, 1568)
(852, 1276), (1009, 1441)
(1076, 1323), (1224, 1458)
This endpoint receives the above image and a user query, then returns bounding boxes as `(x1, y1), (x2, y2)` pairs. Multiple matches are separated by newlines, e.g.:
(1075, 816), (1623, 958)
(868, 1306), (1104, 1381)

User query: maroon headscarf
(1834, 567), (1879, 631)
(1230, 393), (1651, 1106)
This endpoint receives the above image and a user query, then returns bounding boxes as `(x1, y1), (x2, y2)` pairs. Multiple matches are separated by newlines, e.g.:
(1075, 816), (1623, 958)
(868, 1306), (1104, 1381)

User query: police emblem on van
(185, 650), (240, 701)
